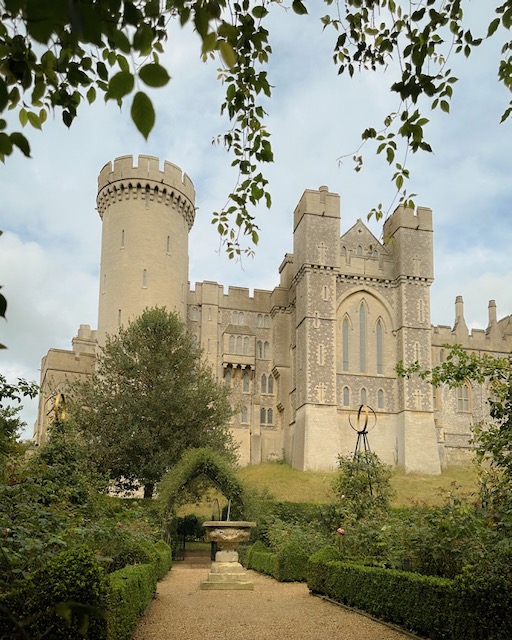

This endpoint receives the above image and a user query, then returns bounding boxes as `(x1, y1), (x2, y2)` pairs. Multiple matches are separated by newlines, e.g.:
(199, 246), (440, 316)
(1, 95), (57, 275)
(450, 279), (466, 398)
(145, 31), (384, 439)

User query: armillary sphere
(349, 404), (377, 458)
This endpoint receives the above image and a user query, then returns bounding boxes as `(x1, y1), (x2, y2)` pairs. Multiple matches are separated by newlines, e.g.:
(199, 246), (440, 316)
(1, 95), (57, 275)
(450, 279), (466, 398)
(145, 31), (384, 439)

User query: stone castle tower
(96, 155), (195, 344)
(35, 155), (512, 473)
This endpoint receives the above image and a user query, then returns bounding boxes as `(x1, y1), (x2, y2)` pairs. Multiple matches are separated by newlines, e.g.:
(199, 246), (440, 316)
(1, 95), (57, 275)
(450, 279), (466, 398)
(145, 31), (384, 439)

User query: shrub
(332, 452), (394, 519)
(306, 555), (512, 640)
(274, 540), (309, 582)
(0, 547), (107, 640)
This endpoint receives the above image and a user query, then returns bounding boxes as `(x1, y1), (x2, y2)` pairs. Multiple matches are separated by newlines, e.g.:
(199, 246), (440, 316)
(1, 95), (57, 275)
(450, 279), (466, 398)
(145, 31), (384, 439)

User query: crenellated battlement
(383, 204), (433, 237)
(97, 155), (196, 229)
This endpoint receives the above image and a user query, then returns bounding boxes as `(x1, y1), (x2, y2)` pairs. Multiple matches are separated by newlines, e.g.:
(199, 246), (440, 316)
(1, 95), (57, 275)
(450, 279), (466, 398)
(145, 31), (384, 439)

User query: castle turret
(291, 185), (341, 470)
(96, 155), (195, 345)
(383, 204), (440, 474)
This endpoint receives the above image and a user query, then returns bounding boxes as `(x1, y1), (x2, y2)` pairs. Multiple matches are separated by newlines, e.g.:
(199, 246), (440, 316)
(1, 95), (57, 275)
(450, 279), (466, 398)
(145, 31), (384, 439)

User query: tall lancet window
(359, 302), (367, 373)
(376, 319), (383, 374)
(342, 317), (349, 371)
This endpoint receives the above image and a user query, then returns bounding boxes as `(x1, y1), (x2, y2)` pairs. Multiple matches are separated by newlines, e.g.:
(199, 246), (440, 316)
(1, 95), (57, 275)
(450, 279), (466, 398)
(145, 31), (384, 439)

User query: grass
(178, 462), (481, 515)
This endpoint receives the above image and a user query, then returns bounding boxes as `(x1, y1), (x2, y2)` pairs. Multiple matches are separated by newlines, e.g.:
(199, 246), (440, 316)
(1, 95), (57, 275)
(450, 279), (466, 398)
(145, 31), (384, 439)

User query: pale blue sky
(1, 4), (510, 436)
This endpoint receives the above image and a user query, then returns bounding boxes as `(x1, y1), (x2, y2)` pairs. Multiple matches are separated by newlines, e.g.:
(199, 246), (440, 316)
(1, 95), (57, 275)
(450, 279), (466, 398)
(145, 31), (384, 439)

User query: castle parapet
(97, 155), (196, 228)
(384, 204), (433, 237)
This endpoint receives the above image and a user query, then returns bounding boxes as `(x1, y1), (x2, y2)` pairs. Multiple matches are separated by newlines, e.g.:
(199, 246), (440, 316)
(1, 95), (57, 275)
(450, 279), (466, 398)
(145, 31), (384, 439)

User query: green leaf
(86, 86), (96, 104)
(252, 5), (268, 19)
(133, 24), (154, 53)
(27, 111), (42, 130)
(219, 41), (237, 68)
(0, 133), (12, 156)
(0, 78), (8, 112)
(440, 100), (450, 113)
(139, 64), (171, 88)
(11, 132), (31, 157)
(107, 72), (134, 100)
(19, 108), (28, 127)
(0, 291), (6, 319)
(292, 0), (308, 15)
(131, 92), (155, 139)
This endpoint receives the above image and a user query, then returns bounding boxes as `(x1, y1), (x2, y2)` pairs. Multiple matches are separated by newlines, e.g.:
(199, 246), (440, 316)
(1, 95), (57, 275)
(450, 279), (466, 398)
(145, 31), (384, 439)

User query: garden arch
(158, 448), (247, 522)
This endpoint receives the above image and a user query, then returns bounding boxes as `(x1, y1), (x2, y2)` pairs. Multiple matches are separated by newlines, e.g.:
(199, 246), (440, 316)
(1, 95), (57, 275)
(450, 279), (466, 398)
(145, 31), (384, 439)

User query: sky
(1, 4), (511, 438)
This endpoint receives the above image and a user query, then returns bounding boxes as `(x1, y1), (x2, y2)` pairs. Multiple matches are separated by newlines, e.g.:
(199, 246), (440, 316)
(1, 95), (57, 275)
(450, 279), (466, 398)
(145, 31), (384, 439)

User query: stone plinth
(200, 521), (256, 591)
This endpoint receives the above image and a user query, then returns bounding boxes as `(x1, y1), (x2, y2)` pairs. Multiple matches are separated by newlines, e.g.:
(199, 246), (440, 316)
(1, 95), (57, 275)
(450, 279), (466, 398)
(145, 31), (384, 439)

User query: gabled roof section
(340, 219), (388, 256)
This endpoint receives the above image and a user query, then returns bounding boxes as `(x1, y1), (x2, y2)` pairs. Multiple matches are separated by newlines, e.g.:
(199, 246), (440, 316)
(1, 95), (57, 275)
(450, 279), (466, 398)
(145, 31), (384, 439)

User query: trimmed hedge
(243, 540), (309, 582)
(107, 540), (172, 640)
(0, 541), (172, 640)
(307, 548), (512, 640)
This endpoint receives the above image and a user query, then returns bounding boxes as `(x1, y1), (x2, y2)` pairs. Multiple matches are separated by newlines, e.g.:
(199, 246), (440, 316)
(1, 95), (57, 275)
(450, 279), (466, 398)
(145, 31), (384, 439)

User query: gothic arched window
(343, 386), (350, 406)
(268, 375), (274, 394)
(376, 319), (383, 375)
(267, 408), (273, 424)
(229, 335), (235, 353)
(243, 371), (250, 393)
(359, 302), (367, 373)
(243, 337), (249, 355)
(342, 317), (349, 371)
(377, 388), (384, 409)
(261, 374), (267, 394)
(241, 406), (248, 423)
(360, 387), (367, 405)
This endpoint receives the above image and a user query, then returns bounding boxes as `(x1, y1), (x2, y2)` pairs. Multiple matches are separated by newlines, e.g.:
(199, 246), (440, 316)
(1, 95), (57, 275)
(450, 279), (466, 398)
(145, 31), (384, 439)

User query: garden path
(132, 550), (419, 640)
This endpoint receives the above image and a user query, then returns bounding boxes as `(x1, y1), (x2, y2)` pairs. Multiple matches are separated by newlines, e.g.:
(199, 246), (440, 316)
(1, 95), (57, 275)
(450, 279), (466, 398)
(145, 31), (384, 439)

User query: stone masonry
(35, 155), (512, 473)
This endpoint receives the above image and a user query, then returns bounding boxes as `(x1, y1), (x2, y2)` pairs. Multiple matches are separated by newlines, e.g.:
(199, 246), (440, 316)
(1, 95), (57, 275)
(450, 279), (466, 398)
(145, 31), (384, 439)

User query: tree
(398, 345), (512, 526)
(0, 1), (509, 256)
(0, 374), (38, 462)
(70, 307), (235, 497)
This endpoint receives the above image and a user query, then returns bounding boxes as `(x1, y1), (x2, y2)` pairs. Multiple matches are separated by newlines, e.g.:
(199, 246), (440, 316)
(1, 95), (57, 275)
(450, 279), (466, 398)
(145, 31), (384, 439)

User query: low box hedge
(243, 540), (309, 583)
(0, 541), (172, 640)
(307, 547), (512, 640)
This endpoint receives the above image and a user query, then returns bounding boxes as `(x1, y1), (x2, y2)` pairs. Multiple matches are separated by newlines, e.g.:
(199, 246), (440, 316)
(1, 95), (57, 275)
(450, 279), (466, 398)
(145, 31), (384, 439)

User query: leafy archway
(158, 448), (247, 523)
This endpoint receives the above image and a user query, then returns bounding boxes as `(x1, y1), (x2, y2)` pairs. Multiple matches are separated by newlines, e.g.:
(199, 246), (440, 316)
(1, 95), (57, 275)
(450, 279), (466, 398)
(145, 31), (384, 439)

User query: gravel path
(132, 551), (417, 640)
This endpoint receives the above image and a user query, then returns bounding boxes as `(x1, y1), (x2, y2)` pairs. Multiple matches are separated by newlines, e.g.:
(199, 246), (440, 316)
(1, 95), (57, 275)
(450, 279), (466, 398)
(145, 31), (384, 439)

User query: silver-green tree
(71, 307), (235, 497)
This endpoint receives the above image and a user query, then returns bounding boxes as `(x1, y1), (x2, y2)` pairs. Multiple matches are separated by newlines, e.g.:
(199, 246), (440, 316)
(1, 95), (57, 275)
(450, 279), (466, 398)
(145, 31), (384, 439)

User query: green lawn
(179, 462), (480, 515)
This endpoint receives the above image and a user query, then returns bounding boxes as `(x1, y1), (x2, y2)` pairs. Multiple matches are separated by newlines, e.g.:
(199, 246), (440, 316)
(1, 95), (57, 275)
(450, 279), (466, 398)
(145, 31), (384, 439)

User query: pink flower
(336, 528), (345, 535)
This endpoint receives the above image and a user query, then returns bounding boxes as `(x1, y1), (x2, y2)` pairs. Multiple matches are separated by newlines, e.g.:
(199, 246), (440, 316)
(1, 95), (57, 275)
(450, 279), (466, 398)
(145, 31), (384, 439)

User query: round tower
(96, 155), (195, 346)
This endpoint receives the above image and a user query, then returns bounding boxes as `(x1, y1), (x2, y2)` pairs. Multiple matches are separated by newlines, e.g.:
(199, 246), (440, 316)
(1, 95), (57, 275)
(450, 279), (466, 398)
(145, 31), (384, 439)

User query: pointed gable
(340, 218), (387, 257)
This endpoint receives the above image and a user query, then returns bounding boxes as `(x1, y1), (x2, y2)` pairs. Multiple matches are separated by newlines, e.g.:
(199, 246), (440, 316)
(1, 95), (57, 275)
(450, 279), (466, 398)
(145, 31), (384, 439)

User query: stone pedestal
(200, 521), (256, 591)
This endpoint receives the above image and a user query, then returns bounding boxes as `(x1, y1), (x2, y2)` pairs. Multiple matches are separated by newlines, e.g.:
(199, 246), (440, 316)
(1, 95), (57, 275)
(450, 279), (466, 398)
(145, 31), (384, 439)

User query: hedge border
(307, 549), (512, 640)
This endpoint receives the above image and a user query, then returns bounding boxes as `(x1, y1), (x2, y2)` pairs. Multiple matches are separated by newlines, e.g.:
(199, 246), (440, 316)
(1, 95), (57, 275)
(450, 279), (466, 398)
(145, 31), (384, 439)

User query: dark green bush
(106, 540), (172, 640)
(243, 540), (267, 567)
(307, 555), (512, 640)
(274, 540), (309, 582)
(0, 547), (107, 640)
(250, 549), (276, 576)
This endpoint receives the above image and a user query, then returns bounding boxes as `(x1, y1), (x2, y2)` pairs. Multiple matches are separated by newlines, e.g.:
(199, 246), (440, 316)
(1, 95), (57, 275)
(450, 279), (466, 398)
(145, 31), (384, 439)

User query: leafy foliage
(158, 447), (246, 519)
(0, 375), (38, 462)
(70, 308), (235, 497)
(332, 451), (394, 519)
(398, 344), (512, 525)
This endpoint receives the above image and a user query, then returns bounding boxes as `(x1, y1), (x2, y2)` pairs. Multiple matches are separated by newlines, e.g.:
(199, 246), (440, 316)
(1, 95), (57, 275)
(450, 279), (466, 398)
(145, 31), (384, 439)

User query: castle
(34, 155), (512, 474)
